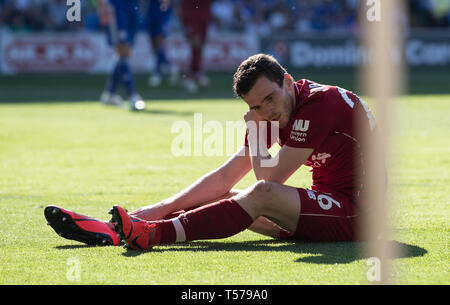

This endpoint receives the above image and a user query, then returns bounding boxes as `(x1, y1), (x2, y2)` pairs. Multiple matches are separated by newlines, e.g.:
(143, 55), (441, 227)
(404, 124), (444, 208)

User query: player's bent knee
(252, 180), (273, 194)
(248, 180), (282, 209)
(234, 181), (286, 218)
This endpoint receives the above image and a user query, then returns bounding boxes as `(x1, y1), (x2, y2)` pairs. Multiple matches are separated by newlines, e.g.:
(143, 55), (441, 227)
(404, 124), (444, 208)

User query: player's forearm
(161, 169), (231, 211)
(250, 154), (273, 180)
(172, 146), (251, 208)
(131, 147), (251, 219)
(247, 121), (275, 181)
(132, 168), (231, 219)
(247, 130), (278, 181)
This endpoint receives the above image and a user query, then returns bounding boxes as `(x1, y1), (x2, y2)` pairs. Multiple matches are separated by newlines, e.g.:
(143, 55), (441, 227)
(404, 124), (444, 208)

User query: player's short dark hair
(233, 53), (287, 98)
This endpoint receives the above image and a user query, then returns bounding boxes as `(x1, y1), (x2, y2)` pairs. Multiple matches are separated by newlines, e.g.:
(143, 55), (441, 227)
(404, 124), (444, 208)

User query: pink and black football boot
(110, 205), (156, 250)
(44, 205), (121, 246)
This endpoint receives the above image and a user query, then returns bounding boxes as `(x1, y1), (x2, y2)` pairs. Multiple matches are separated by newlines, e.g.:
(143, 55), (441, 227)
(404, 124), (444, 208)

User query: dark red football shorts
(292, 188), (358, 242)
(182, 12), (210, 39)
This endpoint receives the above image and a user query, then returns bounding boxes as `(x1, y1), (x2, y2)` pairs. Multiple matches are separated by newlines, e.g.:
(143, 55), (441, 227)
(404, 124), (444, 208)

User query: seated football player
(45, 54), (384, 249)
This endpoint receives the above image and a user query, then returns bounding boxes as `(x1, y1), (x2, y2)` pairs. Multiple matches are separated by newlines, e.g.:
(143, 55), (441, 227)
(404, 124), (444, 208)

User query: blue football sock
(118, 58), (136, 97)
(156, 47), (169, 75)
(106, 59), (123, 93)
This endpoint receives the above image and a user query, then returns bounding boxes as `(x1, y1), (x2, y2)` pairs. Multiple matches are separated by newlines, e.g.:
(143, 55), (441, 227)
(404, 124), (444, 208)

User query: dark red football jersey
(181, 0), (211, 15)
(245, 79), (381, 201)
(180, 0), (211, 37)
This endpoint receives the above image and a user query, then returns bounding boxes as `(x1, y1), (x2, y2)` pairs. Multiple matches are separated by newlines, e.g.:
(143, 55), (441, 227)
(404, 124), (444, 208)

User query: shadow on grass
(94, 104), (195, 116)
(120, 239), (427, 264)
(139, 108), (194, 116)
(55, 244), (101, 250)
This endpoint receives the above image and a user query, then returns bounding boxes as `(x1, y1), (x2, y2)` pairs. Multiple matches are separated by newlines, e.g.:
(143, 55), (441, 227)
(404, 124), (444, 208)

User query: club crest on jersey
(292, 119), (310, 132)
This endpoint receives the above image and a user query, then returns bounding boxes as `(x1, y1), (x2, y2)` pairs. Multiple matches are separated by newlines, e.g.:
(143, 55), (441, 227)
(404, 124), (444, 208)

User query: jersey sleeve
(284, 93), (338, 149)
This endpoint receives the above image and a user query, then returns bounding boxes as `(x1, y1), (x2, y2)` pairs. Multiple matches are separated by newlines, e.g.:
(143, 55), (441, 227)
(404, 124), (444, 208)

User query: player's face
(242, 74), (296, 128)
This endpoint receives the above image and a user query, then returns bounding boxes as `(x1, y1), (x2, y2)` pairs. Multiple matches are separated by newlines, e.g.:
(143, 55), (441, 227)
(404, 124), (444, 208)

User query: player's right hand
(244, 109), (264, 125)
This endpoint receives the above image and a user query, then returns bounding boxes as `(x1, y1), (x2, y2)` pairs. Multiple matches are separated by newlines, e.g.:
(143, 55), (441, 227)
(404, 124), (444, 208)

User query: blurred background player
(177, 0), (212, 93)
(98, 0), (146, 111)
(147, 0), (179, 87)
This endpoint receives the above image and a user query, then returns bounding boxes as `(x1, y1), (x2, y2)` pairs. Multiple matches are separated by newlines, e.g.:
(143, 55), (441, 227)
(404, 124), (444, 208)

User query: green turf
(0, 91), (448, 284)
(1, 66), (449, 103)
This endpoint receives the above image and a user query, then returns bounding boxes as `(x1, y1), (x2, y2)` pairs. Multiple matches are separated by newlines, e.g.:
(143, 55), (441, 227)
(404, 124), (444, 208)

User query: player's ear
(283, 73), (294, 89)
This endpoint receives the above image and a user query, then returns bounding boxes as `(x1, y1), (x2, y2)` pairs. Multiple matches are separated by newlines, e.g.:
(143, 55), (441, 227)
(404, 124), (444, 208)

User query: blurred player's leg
(148, 36), (166, 87)
(115, 44), (145, 111)
(155, 38), (179, 86)
(116, 44), (135, 97)
(100, 91), (123, 106)
(181, 1), (211, 93)
(182, 35), (203, 93)
(99, 0), (123, 106)
(102, 0), (145, 111)
(147, 0), (178, 87)
(191, 35), (209, 88)
(102, 45), (131, 106)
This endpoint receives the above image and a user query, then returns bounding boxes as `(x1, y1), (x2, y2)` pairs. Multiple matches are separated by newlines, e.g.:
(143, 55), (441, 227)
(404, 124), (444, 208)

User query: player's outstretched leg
(44, 205), (121, 246)
(111, 197), (255, 250)
(111, 181), (301, 251)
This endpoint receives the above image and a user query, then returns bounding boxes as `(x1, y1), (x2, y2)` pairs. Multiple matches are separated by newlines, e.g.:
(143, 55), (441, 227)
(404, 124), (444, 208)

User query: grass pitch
(0, 75), (448, 285)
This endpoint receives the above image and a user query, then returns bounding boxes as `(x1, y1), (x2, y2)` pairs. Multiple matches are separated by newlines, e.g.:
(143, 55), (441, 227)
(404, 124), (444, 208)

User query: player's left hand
(129, 203), (169, 221)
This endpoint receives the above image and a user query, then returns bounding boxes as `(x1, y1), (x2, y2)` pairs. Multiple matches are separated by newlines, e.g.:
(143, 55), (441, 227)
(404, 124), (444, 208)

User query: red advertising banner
(0, 31), (259, 74)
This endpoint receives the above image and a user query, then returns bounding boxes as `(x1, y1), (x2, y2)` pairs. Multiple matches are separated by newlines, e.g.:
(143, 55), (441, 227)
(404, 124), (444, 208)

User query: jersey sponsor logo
(290, 119), (310, 143)
(289, 131), (307, 143)
(292, 119), (310, 132)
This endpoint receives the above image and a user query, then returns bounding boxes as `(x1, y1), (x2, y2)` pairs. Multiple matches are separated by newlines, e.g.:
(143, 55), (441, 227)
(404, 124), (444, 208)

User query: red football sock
(191, 46), (202, 73)
(163, 205), (200, 220)
(150, 199), (253, 246)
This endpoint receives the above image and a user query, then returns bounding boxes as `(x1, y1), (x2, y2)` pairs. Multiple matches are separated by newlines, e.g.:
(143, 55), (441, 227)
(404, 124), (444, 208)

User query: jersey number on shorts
(317, 194), (341, 211)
